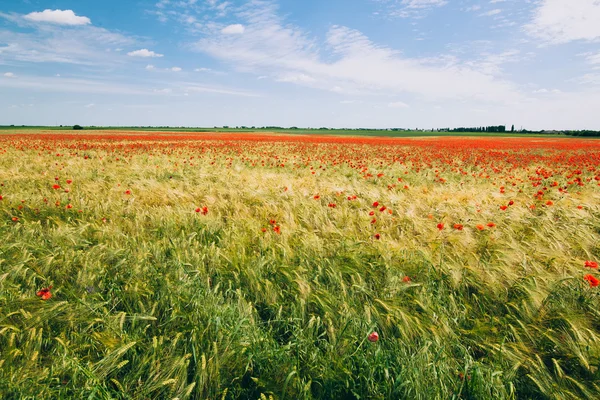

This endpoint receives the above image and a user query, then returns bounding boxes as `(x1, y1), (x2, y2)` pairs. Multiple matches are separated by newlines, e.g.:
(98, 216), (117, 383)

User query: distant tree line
(439, 126), (508, 133)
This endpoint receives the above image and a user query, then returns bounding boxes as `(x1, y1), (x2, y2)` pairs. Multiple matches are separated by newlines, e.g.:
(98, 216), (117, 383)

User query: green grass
(1, 136), (600, 399)
(0, 125), (566, 138)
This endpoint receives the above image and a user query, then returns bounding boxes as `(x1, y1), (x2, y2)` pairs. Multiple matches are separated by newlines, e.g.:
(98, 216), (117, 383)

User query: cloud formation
(127, 49), (164, 57)
(24, 9), (91, 26)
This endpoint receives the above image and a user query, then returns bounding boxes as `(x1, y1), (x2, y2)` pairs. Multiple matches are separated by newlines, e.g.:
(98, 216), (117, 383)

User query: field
(1, 131), (600, 399)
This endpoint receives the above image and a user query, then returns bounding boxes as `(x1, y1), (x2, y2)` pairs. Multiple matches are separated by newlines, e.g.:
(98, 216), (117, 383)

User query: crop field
(2, 131), (600, 399)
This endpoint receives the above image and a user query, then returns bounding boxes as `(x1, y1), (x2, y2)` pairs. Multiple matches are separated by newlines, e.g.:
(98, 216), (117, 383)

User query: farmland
(1, 131), (600, 399)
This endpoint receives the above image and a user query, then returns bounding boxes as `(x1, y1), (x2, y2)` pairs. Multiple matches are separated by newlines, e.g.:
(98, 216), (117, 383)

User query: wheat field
(1, 132), (600, 399)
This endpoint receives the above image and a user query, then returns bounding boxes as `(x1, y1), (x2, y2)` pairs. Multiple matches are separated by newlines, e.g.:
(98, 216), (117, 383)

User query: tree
(73, 125), (84, 130)
(511, 124), (515, 133)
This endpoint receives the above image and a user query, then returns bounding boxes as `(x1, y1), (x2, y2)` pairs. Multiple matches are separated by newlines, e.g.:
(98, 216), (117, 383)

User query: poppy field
(1, 131), (600, 399)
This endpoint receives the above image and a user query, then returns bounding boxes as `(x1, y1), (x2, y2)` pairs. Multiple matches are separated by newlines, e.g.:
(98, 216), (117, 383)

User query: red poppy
(437, 223), (444, 231)
(369, 211), (375, 216)
(66, 204), (73, 209)
(379, 206), (386, 212)
(52, 184), (61, 190)
(372, 201), (379, 208)
(577, 205), (583, 210)
(0, 195), (3, 200)
(195, 207), (201, 213)
(66, 179), (73, 184)
(371, 218), (377, 224)
(546, 200), (553, 206)
(486, 222), (496, 228)
(368, 331), (379, 342)
(201, 206), (208, 215)
(584, 274), (600, 287)
(261, 227), (267, 233)
(508, 200), (514, 206)
(269, 219), (277, 225)
(585, 261), (599, 269)
(374, 233), (381, 240)
(313, 195), (320, 200)
(402, 276), (411, 283)
(11, 217), (18, 222)
(453, 224), (464, 231)
(125, 190), (132, 195)
(273, 225), (281, 234)
(36, 286), (52, 300)
(500, 205), (508, 211)
(476, 224), (485, 231)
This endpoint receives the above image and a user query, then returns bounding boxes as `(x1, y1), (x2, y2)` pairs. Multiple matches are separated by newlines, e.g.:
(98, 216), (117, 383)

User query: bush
(73, 125), (84, 130)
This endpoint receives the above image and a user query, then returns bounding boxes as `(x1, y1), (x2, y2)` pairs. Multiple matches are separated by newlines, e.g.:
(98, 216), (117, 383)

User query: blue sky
(1, 0), (599, 129)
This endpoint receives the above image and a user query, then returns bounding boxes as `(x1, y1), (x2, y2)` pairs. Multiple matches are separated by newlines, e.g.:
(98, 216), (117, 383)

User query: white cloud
(24, 9), (91, 26)
(171, 67), (182, 71)
(145, 64), (155, 70)
(466, 5), (482, 12)
(480, 9), (502, 17)
(193, 3), (522, 104)
(4, 72), (16, 78)
(127, 49), (164, 58)
(388, 101), (410, 108)
(525, 0), (600, 44)
(277, 73), (316, 83)
(84, 103), (95, 108)
(221, 24), (245, 34)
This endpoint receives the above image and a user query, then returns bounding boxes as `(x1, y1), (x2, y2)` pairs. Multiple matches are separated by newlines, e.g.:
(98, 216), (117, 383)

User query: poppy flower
(379, 206), (386, 212)
(273, 225), (281, 234)
(201, 206), (208, 215)
(66, 204), (73, 209)
(508, 200), (514, 206)
(402, 276), (411, 283)
(371, 218), (377, 224)
(500, 205), (508, 211)
(368, 331), (379, 343)
(476, 224), (485, 231)
(372, 201), (379, 208)
(261, 227), (267, 233)
(453, 224), (464, 231)
(269, 219), (277, 225)
(437, 223), (444, 231)
(52, 184), (61, 190)
(585, 261), (598, 269)
(195, 208), (201, 213)
(11, 217), (18, 222)
(66, 179), (73, 184)
(369, 211), (375, 216)
(313, 195), (320, 200)
(486, 222), (496, 228)
(124, 190), (131, 195)
(0, 195), (3, 200)
(584, 274), (599, 287)
(546, 200), (553, 206)
(374, 233), (381, 240)
(36, 286), (52, 300)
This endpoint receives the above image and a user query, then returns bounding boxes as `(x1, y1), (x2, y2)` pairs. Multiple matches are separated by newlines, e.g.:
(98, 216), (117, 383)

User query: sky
(1, 0), (600, 130)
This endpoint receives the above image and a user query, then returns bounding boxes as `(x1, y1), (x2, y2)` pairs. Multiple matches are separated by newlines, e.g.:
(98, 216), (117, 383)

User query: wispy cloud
(525, 0), (600, 44)
(372, 0), (448, 18)
(192, 1), (522, 103)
